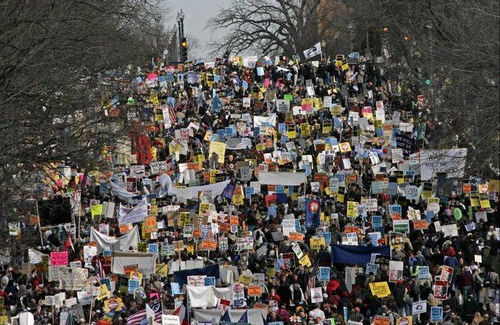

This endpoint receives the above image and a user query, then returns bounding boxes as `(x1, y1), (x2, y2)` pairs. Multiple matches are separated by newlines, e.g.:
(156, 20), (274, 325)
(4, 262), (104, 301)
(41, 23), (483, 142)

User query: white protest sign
(412, 300), (427, 315)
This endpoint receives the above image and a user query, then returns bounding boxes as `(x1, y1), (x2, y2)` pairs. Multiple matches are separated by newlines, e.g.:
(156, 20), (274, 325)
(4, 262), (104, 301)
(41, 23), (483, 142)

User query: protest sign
(50, 251), (68, 266)
(430, 306), (443, 322)
(317, 267), (330, 281)
(310, 287), (323, 303)
(412, 300), (427, 315)
(369, 282), (391, 298)
(389, 260), (404, 283)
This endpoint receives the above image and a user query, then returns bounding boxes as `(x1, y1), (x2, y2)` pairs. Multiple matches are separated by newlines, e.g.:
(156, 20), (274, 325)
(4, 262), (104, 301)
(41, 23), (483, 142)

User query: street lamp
(176, 10), (185, 62)
(176, 9), (184, 23)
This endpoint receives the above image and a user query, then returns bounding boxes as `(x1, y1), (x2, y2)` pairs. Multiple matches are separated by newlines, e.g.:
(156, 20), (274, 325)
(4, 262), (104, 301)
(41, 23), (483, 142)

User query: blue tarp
(331, 244), (390, 265)
(173, 264), (220, 285)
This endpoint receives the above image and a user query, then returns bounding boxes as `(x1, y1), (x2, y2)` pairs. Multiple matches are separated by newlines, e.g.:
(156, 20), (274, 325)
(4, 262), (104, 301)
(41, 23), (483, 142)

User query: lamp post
(176, 10), (185, 62)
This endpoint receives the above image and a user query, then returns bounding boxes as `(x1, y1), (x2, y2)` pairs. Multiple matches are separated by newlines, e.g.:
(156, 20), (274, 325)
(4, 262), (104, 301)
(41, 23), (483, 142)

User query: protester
(1, 51), (499, 325)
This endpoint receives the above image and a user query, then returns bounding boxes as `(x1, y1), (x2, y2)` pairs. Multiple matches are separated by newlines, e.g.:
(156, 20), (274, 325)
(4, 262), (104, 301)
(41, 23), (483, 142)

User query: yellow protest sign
(91, 204), (103, 218)
(0, 316), (8, 325)
(97, 284), (110, 300)
(336, 193), (345, 203)
(209, 141), (226, 163)
(178, 212), (191, 227)
(339, 142), (352, 153)
(347, 201), (359, 218)
(314, 97), (323, 109)
(199, 202), (211, 215)
(238, 274), (254, 285)
(300, 123), (311, 137)
(369, 281), (391, 298)
(299, 254), (312, 267)
(266, 267), (276, 278)
(480, 195), (491, 208)
(104, 297), (124, 312)
(155, 264), (169, 276)
(470, 194), (480, 207)
(150, 92), (159, 105)
(310, 237), (326, 251)
(232, 185), (244, 205)
(287, 125), (296, 139)
(129, 271), (143, 284)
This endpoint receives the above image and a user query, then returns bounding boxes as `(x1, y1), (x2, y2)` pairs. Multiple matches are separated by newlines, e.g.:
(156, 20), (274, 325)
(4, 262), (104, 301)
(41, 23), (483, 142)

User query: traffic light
(181, 37), (188, 62)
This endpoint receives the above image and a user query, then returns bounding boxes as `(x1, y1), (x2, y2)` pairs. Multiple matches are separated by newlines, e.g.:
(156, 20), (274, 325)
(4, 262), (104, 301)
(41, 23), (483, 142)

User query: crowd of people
(1, 52), (498, 325)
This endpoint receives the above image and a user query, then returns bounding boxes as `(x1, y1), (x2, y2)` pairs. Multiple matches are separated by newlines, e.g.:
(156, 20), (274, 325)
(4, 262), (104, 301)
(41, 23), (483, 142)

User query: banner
(253, 113), (277, 128)
(174, 264), (220, 285)
(258, 172), (306, 186)
(186, 285), (232, 308)
(226, 138), (252, 150)
(118, 198), (148, 225)
(111, 252), (156, 276)
(90, 225), (139, 253)
(332, 244), (390, 265)
(192, 309), (266, 325)
(57, 267), (88, 291)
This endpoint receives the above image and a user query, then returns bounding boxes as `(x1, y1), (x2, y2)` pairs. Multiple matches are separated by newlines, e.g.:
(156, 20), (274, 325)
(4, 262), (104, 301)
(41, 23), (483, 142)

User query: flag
(145, 304), (155, 324)
(168, 107), (177, 125)
(303, 42), (322, 59)
(237, 311), (248, 323)
(96, 257), (105, 279)
(126, 309), (162, 325)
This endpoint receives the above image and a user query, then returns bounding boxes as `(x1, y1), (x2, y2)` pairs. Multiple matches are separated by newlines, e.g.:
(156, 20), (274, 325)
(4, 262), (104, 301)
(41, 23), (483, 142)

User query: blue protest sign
(430, 306), (443, 322)
(317, 267), (330, 281)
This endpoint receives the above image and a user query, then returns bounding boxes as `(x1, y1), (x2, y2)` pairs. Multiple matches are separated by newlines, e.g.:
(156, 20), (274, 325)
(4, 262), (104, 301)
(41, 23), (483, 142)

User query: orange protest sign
(143, 216), (157, 233)
(413, 220), (429, 230)
(247, 285), (263, 297)
(219, 223), (231, 232)
(344, 226), (361, 233)
(289, 232), (304, 242)
(119, 223), (133, 234)
(374, 316), (390, 325)
(200, 240), (217, 251)
(229, 216), (239, 226)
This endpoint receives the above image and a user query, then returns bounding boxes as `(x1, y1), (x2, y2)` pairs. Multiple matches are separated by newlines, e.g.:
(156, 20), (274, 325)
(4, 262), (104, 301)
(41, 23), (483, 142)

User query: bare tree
(343, 0), (499, 177)
(0, 0), (171, 223)
(207, 0), (326, 57)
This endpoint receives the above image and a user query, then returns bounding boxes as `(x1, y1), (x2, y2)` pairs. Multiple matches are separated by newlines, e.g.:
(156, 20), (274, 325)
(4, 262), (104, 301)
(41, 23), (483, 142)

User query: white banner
(253, 113), (277, 128)
(90, 225), (139, 253)
(258, 172), (307, 186)
(111, 252), (156, 276)
(118, 198), (147, 225)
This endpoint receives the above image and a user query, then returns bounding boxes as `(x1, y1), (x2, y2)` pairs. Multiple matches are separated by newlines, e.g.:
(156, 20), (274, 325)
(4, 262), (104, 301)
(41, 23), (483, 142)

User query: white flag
(303, 42), (322, 59)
